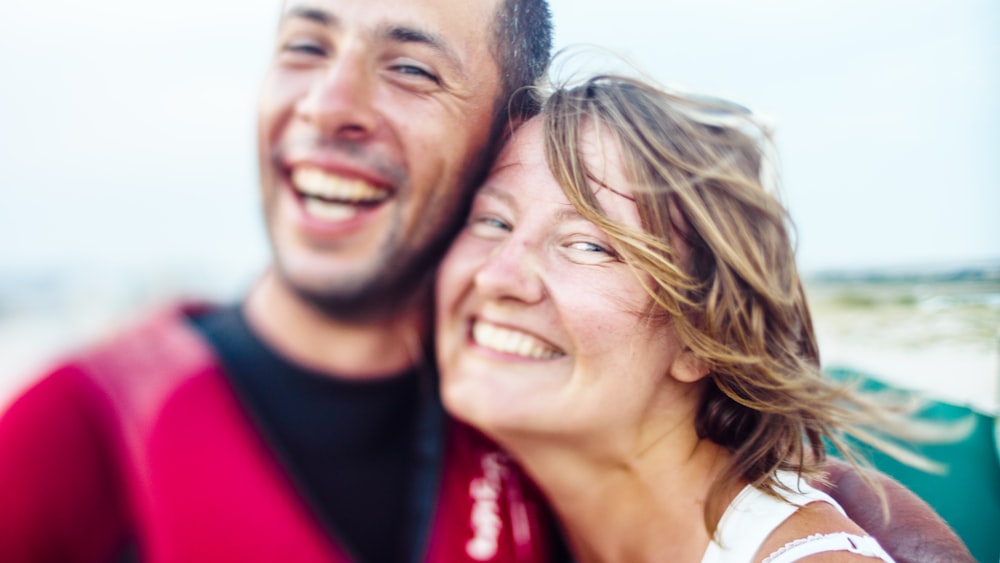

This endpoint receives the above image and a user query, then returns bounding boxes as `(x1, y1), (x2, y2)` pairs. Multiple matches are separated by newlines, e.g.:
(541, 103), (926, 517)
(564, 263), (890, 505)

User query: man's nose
(295, 50), (379, 139)
(473, 237), (545, 305)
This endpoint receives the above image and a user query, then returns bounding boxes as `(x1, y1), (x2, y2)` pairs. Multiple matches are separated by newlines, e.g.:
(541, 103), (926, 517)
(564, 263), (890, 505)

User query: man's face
(258, 0), (502, 318)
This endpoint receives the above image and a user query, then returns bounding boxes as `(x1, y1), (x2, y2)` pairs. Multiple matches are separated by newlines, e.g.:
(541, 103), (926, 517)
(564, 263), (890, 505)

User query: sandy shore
(808, 279), (998, 413)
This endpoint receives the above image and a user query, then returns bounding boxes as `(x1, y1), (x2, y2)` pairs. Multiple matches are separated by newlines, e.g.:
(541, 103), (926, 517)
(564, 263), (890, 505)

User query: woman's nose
(473, 237), (545, 305)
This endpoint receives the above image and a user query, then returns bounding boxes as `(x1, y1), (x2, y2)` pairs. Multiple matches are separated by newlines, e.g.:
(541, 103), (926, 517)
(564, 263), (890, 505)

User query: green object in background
(826, 367), (1000, 563)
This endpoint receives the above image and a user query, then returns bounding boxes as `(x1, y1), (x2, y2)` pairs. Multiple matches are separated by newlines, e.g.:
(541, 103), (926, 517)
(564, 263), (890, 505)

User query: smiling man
(255, 1), (505, 326)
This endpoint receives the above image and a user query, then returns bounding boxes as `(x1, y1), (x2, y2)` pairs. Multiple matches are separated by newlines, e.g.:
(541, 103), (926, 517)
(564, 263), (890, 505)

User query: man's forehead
(279, 0), (498, 26)
(277, 0), (498, 67)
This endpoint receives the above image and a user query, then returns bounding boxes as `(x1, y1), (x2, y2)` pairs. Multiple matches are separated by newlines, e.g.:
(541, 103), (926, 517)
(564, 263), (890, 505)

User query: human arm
(0, 366), (131, 563)
(817, 457), (974, 563)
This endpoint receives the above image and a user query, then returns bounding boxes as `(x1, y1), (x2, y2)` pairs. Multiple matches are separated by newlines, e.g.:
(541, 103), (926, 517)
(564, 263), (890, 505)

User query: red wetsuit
(0, 304), (560, 563)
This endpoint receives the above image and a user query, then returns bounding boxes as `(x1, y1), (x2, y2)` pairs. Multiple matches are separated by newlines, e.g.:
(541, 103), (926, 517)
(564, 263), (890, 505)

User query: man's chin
(279, 267), (429, 324)
(294, 284), (390, 322)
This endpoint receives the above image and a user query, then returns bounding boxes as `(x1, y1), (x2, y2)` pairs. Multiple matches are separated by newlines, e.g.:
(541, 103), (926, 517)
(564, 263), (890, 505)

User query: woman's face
(435, 117), (692, 447)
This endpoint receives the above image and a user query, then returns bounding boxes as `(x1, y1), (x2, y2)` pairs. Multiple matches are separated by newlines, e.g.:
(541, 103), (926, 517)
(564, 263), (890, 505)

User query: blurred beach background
(1, 0), (998, 416)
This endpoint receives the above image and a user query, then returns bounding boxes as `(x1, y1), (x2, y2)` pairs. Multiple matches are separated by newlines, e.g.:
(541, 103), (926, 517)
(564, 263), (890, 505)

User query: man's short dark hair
(490, 0), (553, 121)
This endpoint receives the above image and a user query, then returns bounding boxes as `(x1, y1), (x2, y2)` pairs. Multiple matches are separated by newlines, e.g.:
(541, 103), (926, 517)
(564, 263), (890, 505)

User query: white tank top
(700, 471), (894, 562)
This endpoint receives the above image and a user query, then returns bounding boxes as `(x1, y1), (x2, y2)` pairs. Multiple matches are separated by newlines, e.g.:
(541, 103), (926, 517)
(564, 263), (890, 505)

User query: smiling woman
(434, 74), (965, 562)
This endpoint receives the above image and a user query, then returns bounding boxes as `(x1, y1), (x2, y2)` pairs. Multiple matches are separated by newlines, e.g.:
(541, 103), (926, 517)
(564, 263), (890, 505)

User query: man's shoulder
(76, 301), (218, 370)
(16, 300), (241, 432)
(0, 301), (230, 452)
(42, 301), (228, 405)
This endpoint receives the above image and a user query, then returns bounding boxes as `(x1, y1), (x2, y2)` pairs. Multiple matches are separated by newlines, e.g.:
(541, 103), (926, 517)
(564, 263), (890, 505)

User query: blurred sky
(0, 0), (997, 284)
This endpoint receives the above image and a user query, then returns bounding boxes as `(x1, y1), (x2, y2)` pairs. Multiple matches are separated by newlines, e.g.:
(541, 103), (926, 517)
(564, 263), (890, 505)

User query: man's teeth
(304, 199), (359, 221)
(472, 321), (564, 360)
(292, 166), (388, 203)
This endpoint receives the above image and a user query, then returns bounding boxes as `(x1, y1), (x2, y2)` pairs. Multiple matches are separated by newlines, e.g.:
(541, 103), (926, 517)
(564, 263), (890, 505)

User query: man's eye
(392, 64), (440, 84)
(283, 40), (326, 57)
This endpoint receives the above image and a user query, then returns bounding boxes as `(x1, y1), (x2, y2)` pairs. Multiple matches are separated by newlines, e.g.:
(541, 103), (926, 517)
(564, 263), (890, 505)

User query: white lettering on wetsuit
(466, 452), (508, 560)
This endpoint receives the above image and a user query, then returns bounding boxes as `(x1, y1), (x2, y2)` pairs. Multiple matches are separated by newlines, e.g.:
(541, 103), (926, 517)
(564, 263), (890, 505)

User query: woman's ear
(669, 349), (709, 383)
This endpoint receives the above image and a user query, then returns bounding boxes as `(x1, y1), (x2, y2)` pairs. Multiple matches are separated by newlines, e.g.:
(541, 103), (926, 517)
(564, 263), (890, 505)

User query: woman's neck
(505, 425), (735, 563)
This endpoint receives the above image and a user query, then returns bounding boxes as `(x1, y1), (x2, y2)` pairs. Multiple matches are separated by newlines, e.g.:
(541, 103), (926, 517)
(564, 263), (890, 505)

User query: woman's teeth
(472, 321), (564, 360)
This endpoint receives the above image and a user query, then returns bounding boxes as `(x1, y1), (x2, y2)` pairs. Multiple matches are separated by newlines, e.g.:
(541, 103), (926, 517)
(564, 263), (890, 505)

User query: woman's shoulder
(757, 500), (894, 562)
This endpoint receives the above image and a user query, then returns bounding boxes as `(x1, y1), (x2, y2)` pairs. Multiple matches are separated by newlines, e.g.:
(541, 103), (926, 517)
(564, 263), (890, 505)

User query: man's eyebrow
(283, 6), (338, 27)
(384, 25), (464, 75)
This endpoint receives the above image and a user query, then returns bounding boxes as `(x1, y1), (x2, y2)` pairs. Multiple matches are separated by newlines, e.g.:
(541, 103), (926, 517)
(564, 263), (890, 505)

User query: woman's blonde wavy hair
(537, 74), (920, 535)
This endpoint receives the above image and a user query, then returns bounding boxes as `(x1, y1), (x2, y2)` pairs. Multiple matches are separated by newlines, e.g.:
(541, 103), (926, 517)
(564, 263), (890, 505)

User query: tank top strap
(763, 531), (895, 562)
(701, 471), (849, 563)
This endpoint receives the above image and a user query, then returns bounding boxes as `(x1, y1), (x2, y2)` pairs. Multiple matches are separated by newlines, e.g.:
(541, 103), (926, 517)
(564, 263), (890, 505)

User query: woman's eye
(468, 216), (511, 238)
(566, 239), (620, 264)
(568, 241), (610, 254)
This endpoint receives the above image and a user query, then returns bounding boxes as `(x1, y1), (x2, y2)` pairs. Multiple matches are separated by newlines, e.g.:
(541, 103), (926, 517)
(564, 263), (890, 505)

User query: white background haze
(0, 0), (996, 279)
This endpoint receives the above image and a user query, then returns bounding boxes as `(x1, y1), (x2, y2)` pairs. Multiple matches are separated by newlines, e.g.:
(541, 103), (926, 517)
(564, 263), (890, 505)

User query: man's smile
(291, 166), (392, 222)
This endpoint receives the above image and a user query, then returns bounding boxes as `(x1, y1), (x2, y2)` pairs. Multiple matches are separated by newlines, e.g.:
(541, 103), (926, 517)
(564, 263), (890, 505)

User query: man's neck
(242, 270), (430, 379)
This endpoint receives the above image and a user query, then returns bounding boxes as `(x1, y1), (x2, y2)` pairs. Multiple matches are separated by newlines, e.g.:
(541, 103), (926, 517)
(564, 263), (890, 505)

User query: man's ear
(669, 349), (710, 383)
